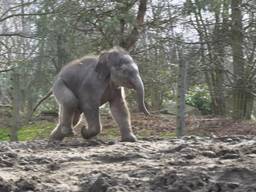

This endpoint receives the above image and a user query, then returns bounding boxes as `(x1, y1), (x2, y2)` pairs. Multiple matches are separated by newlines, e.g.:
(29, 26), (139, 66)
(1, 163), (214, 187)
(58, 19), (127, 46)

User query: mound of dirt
(0, 136), (256, 192)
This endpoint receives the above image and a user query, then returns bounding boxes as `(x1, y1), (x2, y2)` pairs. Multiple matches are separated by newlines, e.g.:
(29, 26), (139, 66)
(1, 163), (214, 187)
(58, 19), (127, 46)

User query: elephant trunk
(131, 75), (150, 116)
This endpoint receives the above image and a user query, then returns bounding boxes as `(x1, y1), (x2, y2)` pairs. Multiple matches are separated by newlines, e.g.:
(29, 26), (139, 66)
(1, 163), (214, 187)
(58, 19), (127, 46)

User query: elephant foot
(81, 128), (100, 139)
(121, 133), (137, 142)
(61, 126), (74, 137)
(49, 131), (65, 141)
(49, 126), (74, 141)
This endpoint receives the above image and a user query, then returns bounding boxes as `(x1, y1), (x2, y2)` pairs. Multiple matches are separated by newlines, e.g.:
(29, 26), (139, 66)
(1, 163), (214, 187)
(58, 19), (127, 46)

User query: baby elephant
(50, 47), (149, 142)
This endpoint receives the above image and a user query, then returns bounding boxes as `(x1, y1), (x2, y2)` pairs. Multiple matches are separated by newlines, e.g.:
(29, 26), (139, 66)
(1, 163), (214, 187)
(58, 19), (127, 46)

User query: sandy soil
(0, 136), (256, 192)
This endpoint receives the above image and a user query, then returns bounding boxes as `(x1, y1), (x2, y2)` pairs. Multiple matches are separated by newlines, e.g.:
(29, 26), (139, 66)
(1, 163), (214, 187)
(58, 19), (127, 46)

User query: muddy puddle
(0, 136), (256, 192)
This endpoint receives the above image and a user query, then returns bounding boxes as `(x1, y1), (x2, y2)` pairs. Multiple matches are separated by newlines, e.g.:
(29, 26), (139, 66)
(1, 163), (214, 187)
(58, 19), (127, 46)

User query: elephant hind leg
(50, 80), (78, 141)
(73, 111), (85, 135)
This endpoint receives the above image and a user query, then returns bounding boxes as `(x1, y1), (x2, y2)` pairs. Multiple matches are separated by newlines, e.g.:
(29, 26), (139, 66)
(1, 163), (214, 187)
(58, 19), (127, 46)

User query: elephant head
(96, 47), (150, 115)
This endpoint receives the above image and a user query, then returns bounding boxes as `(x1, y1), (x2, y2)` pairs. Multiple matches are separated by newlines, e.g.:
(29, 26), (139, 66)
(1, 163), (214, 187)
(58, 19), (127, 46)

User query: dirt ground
(0, 135), (256, 192)
(1, 113), (256, 192)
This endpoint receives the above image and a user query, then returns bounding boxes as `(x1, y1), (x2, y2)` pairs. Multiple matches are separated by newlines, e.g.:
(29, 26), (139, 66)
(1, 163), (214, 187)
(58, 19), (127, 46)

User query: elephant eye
(123, 69), (135, 76)
(122, 69), (128, 74)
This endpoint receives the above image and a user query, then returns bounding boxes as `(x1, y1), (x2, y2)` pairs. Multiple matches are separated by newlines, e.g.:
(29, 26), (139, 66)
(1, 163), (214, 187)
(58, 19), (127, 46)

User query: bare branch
(0, 12), (55, 23)
(0, 68), (14, 73)
(0, 0), (38, 20)
(0, 32), (37, 38)
(120, 0), (148, 50)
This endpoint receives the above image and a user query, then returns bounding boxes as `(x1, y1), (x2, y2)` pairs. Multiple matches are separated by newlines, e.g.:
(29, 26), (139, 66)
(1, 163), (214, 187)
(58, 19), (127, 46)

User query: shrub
(185, 85), (212, 115)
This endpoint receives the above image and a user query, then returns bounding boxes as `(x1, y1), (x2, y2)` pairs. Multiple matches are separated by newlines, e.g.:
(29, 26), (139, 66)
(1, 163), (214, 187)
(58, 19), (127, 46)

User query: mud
(0, 136), (256, 192)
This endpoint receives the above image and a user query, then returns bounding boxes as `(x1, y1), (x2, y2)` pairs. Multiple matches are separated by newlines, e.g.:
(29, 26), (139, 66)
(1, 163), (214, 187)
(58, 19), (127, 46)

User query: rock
(95, 152), (146, 163)
(215, 148), (241, 159)
(201, 151), (216, 158)
(47, 162), (61, 171)
(15, 178), (36, 192)
(163, 144), (188, 153)
(220, 153), (240, 159)
(0, 177), (13, 192)
(107, 186), (128, 192)
(160, 101), (200, 115)
(88, 173), (117, 192)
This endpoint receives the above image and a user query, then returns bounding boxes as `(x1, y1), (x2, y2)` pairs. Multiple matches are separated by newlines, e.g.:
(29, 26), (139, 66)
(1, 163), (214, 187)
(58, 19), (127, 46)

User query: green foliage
(0, 129), (8, 140)
(0, 121), (176, 141)
(35, 98), (58, 115)
(0, 121), (54, 141)
(185, 85), (212, 115)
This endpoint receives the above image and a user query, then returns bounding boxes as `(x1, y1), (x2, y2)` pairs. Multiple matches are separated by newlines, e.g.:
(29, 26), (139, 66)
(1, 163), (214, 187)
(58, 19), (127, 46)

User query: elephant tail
(32, 90), (53, 113)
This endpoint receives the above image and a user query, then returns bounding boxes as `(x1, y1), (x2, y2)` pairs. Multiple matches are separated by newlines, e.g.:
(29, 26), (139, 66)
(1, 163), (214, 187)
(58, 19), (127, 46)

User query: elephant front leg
(81, 107), (102, 139)
(110, 90), (137, 142)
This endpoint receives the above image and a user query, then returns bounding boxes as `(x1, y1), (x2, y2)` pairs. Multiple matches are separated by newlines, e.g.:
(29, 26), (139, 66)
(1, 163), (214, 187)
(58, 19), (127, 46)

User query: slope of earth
(0, 136), (256, 192)
(97, 113), (256, 138)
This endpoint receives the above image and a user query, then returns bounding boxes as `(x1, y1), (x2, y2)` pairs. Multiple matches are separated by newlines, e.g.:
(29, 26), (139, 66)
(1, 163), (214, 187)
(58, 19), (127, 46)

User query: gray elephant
(50, 47), (149, 142)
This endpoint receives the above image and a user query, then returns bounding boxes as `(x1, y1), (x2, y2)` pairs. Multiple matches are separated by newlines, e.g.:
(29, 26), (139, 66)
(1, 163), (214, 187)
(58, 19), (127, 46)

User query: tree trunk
(231, 0), (251, 119)
(120, 0), (148, 50)
(25, 95), (34, 123)
(176, 46), (187, 137)
(211, 13), (226, 116)
(151, 87), (162, 110)
(211, 69), (226, 116)
(10, 72), (21, 141)
(55, 33), (71, 72)
(193, 2), (226, 116)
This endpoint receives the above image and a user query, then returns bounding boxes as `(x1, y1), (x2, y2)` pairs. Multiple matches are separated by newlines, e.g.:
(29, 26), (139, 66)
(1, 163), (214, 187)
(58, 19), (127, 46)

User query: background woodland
(0, 0), (256, 140)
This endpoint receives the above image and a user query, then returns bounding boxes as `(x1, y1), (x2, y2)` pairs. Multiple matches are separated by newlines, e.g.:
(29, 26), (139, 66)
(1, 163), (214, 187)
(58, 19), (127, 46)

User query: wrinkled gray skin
(50, 48), (149, 142)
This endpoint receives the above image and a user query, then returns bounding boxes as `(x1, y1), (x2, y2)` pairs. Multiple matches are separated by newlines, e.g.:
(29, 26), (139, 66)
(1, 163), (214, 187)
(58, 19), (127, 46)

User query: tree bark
(176, 46), (187, 137)
(231, 0), (252, 119)
(55, 33), (71, 72)
(120, 0), (148, 50)
(10, 72), (21, 141)
(151, 87), (162, 110)
(211, 13), (226, 116)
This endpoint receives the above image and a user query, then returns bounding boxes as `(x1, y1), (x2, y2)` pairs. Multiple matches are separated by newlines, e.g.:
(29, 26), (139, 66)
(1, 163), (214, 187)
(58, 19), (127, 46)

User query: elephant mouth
(126, 81), (135, 89)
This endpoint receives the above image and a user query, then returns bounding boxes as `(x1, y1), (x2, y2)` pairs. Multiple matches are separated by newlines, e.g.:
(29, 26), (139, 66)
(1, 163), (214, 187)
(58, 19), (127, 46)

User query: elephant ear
(95, 52), (111, 80)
